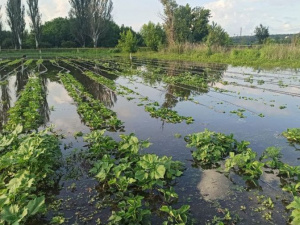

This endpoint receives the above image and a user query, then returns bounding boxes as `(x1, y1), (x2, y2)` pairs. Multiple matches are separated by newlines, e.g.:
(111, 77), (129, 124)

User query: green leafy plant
(185, 129), (249, 166)
(108, 195), (151, 224)
(160, 205), (190, 225)
(287, 196), (300, 225)
(283, 128), (300, 144)
(259, 147), (282, 169)
(0, 126), (61, 225)
(225, 149), (264, 184)
(145, 105), (194, 124)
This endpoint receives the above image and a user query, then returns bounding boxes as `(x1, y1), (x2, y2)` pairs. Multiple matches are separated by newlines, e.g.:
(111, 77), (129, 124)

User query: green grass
(2, 44), (300, 68)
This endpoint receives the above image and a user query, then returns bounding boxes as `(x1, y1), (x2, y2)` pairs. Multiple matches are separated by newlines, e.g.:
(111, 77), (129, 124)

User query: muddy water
(1, 58), (300, 224)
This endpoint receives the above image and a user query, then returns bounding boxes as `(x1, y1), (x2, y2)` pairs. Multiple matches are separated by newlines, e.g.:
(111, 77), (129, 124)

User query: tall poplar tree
(0, 5), (2, 50)
(27, 0), (42, 48)
(88, 0), (113, 48)
(160, 0), (177, 46)
(69, 0), (91, 47)
(6, 0), (25, 49)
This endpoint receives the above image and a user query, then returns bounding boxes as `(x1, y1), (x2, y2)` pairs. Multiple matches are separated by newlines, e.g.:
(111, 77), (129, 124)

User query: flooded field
(1, 57), (300, 225)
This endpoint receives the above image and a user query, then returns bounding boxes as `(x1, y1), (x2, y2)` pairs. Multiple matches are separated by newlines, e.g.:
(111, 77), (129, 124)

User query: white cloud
(203, 0), (300, 35)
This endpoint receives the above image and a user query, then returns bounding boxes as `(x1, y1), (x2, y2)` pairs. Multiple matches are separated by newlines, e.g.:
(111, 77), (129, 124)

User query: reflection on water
(15, 64), (29, 95)
(64, 62), (118, 108)
(0, 77), (11, 130)
(40, 76), (50, 126)
(197, 169), (232, 201)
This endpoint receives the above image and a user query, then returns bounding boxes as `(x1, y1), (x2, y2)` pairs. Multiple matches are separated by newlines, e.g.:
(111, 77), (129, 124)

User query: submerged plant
(185, 129), (249, 166)
(283, 128), (300, 144)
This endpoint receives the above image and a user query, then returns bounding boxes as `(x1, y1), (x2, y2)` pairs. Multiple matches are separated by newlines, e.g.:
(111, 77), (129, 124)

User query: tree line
(0, 0), (116, 49)
(0, 0), (293, 51)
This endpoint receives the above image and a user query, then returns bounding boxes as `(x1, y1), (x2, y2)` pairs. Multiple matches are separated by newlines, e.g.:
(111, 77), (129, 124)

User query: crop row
(0, 71), (62, 225)
(5, 74), (46, 132)
(58, 72), (123, 131)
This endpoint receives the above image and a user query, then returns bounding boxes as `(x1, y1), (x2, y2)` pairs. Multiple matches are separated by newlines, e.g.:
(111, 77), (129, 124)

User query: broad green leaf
(135, 170), (148, 181)
(26, 196), (45, 216)
(155, 165), (166, 179)
(1, 204), (26, 224)
(287, 197), (300, 210)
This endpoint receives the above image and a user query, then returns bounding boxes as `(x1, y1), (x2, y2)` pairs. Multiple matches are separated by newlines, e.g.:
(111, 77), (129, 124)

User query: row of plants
(0, 125), (62, 225)
(24, 59), (34, 66)
(162, 72), (208, 90)
(36, 59), (44, 66)
(145, 103), (194, 124)
(0, 59), (11, 66)
(5, 74), (46, 132)
(0, 70), (62, 224)
(185, 129), (300, 224)
(62, 59), (195, 125)
(85, 130), (190, 224)
(58, 72), (124, 131)
(7, 59), (22, 67)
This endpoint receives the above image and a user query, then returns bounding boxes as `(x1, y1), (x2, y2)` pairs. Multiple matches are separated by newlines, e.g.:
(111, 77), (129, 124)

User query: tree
(6, 0), (25, 49)
(0, 5), (2, 49)
(174, 4), (193, 43)
(27, 0), (42, 49)
(160, 1), (211, 45)
(117, 30), (138, 53)
(140, 22), (165, 51)
(88, 0), (113, 48)
(206, 22), (230, 47)
(41, 17), (74, 48)
(98, 21), (120, 47)
(160, 0), (178, 46)
(254, 24), (269, 44)
(69, 0), (91, 47)
(191, 7), (211, 42)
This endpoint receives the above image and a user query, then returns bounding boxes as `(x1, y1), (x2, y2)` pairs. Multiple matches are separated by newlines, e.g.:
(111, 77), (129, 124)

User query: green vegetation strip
(7, 59), (22, 66)
(5, 75), (46, 132)
(24, 59), (34, 66)
(85, 130), (190, 224)
(58, 72), (123, 131)
(1, 72), (61, 225)
(36, 59), (44, 66)
(0, 125), (61, 225)
(185, 129), (300, 224)
(145, 103), (194, 124)
(0, 60), (11, 66)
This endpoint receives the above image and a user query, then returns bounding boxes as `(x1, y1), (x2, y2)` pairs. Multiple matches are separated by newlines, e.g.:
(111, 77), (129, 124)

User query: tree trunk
(93, 35), (98, 48)
(18, 35), (22, 50)
(35, 37), (39, 49)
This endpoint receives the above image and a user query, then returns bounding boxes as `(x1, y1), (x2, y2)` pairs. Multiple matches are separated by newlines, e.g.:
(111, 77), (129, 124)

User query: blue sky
(0, 0), (299, 36)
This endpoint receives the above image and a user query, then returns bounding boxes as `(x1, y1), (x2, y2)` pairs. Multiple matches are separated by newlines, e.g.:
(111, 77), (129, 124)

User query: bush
(117, 30), (138, 53)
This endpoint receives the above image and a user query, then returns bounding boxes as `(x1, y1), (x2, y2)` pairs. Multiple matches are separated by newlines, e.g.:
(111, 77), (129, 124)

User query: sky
(0, 0), (299, 36)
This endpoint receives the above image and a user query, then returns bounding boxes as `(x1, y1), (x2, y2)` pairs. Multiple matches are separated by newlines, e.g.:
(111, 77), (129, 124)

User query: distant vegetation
(0, 0), (299, 68)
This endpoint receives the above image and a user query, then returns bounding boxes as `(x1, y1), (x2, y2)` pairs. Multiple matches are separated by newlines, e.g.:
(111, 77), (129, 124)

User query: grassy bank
(1, 44), (300, 68)
(132, 44), (300, 69)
